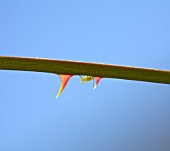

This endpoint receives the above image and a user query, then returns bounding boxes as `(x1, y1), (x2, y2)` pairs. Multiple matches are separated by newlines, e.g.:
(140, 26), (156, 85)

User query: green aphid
(80, 76), (94, 84)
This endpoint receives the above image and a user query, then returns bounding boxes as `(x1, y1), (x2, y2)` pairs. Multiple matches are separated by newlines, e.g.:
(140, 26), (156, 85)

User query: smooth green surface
(0, 56), (170, 84)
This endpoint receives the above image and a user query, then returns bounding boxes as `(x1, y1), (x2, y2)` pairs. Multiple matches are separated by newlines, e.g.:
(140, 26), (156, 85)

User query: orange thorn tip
(56, 74), (73, 98)
(93, 77), (102, 89)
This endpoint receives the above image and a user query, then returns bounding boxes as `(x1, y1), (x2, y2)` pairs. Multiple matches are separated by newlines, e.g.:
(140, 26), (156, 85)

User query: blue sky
(0, 0), (170, 151)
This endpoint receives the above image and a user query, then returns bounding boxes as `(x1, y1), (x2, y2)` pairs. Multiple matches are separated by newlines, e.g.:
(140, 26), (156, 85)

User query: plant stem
(0, 56), (170, 84)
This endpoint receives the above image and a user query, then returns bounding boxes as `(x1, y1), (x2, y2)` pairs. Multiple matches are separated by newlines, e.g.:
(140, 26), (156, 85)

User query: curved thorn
(56, 74), (73, 98)
(93, 77), (102, 89)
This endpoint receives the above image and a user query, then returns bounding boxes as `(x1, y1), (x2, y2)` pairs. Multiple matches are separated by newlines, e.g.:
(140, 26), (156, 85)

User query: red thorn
(93, 77), (102, 89)
(56, 74), (73, 98)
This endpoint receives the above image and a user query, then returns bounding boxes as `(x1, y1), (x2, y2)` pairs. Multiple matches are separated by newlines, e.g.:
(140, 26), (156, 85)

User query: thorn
(93, 77), (102, 89)
(56, 74), (73, 98)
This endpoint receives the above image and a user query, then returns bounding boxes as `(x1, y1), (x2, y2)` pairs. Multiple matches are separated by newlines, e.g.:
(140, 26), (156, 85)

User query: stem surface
(0, 56), (170, 84)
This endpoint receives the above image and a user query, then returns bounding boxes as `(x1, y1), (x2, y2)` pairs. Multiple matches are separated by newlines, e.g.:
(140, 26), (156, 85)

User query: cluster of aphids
(56, 75), (101, 98)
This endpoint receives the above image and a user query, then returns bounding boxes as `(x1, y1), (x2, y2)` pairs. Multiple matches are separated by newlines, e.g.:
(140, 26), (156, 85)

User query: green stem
(0, 56), (170, 84)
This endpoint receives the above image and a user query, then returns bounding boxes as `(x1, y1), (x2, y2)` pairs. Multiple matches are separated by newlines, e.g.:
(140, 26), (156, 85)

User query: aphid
(80, 76), (102, 89)
(56, 74), (73, 98)
(80, 76), (94, 84)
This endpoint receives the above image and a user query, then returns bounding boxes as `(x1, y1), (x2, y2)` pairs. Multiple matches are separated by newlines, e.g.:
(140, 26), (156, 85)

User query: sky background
(0, 0), (170, 151)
